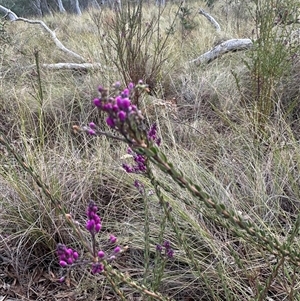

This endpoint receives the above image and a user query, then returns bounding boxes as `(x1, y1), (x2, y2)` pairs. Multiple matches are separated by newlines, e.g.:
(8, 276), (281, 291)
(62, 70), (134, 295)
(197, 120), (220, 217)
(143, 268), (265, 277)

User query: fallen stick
(26, 62), (102, 70)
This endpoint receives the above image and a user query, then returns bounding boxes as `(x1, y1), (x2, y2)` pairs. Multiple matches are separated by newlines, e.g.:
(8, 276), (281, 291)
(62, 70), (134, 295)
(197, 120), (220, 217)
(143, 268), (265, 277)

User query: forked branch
(0, 4), (86, 62)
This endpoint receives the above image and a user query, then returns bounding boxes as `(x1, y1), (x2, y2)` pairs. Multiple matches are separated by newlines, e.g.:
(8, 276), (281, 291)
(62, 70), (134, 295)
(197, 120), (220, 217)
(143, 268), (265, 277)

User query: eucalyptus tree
(57, 0), (66, 12)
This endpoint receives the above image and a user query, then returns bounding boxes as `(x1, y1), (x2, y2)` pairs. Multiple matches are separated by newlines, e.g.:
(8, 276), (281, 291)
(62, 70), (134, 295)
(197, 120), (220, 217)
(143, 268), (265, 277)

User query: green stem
(104, 262), (174, 301)
(103, 270), (127, 301)
(143, 172), (151, 286)
(135, 145), (300, 266)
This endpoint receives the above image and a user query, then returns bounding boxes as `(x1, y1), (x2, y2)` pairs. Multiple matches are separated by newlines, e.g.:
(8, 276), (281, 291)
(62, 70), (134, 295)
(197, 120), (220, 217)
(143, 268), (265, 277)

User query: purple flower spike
(98, 86), (104, 92)
(86, 201), (102, 235)
(116, 96), (123, 107)
(56, 244), (79, 268)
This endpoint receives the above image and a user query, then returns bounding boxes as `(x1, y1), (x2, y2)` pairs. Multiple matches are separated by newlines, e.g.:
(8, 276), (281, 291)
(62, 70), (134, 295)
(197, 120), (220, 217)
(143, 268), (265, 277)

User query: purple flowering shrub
(56, 201), (122, 279)
(56, 82), (175, 299)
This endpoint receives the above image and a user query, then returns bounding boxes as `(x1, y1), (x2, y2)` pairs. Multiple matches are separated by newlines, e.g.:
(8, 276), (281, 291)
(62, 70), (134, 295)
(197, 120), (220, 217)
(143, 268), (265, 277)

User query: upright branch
(199, 8), (221, 32)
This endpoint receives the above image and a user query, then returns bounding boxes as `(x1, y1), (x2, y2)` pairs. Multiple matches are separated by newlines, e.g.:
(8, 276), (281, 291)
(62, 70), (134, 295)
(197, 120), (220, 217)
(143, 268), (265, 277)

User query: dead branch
(0, 5), (18, 21)
(199, 8), (221, 32)
(26, 62), (102, 70)
(0, 5), (85, 62)
(190, 38), (253, 65)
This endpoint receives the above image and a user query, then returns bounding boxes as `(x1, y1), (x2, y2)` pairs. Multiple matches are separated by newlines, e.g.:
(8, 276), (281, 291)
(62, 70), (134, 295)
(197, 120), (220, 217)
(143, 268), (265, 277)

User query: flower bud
(59, 260), (67, 267)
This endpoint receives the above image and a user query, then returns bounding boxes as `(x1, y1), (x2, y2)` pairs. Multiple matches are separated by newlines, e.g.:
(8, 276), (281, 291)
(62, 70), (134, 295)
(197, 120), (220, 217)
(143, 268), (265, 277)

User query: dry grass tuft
(1, 1), (300, 300)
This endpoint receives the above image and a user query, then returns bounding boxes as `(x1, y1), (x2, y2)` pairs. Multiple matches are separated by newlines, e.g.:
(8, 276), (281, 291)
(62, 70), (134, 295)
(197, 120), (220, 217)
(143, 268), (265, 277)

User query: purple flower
(134, 179), (145, 194)
(156, 244), (163, 252)
(56, 244), (79, 267)
(93, 98), (102, 107)
(98, 250), (105, 258)
(91, 263), (104, 274)
(113, 246), (121, 253)
(106, 117), (115, 128)
(156, 240), (174, 259)
(90, 81), (148, 147)
(118, 111), (126, 122)
(167, 249), (174, 258)
(109, 234), (117, 244)
(123, 148), (147, 174)
(163, 241), (171, 249)
(59, 260), (67, 267)
(114, 81), (121, 89)
(123, 164), (134, 173)
(148, 123), (161, 145)
(88, 129), (96, 135)
(103, 103), (113, 111)
(89, 122), (96, 129)
(121, 88), (129, 98)
(128, 82), (134, 90)
(86, 201), (102, 235)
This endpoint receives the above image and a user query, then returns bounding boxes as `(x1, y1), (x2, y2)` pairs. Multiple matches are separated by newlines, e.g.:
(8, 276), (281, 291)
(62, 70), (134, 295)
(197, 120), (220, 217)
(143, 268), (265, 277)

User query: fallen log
(190, 38), (253, 65)
(26, 62), (102, 71)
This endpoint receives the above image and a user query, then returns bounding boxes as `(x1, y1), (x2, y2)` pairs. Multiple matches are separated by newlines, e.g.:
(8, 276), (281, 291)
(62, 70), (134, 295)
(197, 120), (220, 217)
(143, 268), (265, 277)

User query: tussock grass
(1, 0), (300, 300)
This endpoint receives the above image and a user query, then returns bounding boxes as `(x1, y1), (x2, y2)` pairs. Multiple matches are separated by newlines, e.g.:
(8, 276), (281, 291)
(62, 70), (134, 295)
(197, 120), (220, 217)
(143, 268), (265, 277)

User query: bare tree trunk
(31, 0), (43, 17)
(41, 0), (53, 15)
(89, 0), (101, 9)
(57, 0), (66, 12)
(70, 0), (82, 15)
